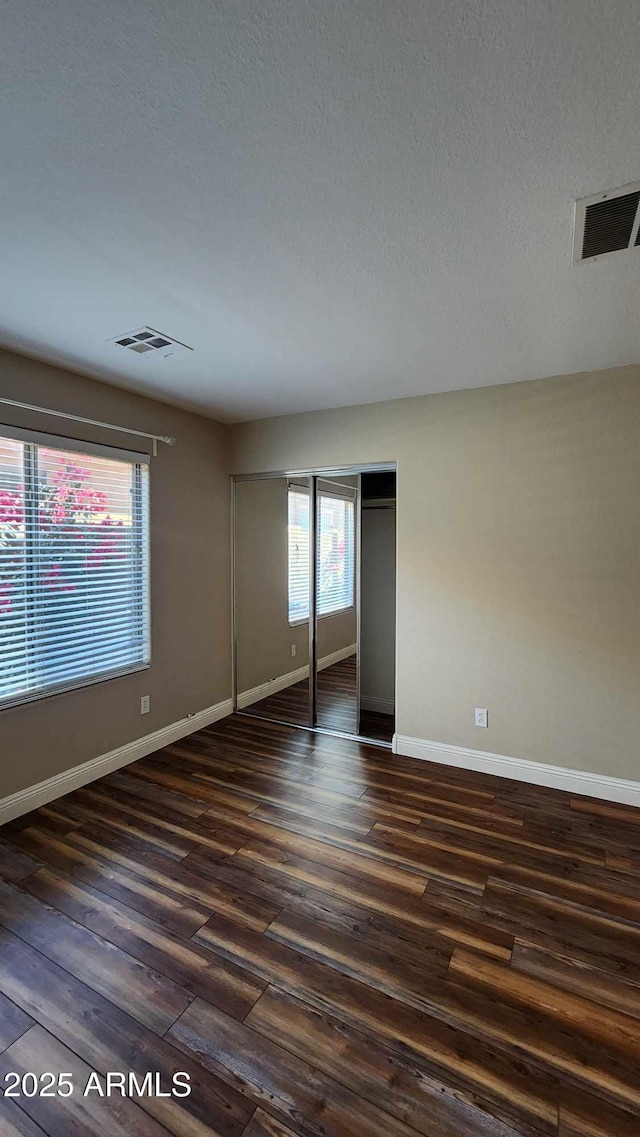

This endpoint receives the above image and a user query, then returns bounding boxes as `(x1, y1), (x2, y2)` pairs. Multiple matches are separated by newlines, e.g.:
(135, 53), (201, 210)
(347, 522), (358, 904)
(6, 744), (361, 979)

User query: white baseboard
(318, 643), (357, 673)
(237, 666), (308, 710)
(238, 643), (357, 711)
(0, 698), (233, 826)
(360, 696), (395, 715)
(393, 733), (640, 807)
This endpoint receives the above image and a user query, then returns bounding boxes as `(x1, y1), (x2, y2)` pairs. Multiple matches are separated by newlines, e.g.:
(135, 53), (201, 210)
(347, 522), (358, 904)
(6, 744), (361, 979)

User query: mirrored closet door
(234, 476), (311, 726)
(233, 465), (396, 745)
(313, 476), (359, 735)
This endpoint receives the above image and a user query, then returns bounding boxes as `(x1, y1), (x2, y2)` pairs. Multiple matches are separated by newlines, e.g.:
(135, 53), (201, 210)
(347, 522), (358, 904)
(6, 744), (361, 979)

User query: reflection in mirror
(235, 476), (311, 725)
(315, 476), (358, 734)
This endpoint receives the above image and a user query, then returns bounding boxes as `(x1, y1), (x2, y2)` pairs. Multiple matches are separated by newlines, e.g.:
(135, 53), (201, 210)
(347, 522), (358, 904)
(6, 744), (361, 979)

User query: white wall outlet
(291, 644), (297, 657)
(140, 695), (150, 715)
(475, 707), (488, 728)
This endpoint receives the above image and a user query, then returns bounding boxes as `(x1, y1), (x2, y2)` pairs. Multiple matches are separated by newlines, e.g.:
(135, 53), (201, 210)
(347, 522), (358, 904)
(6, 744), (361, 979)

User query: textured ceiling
(1, 1), (640, 422)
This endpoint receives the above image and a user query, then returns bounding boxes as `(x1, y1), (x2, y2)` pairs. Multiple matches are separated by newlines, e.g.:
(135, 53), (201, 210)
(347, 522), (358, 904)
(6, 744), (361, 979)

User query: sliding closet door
(234, 476), (311, 726)
(314, 476), (359, 735)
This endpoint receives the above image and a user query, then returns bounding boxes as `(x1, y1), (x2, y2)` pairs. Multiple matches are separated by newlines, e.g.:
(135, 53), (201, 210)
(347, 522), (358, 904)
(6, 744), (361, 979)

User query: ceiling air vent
(109, 327), (193, 358)
(573, 182), (640, 263)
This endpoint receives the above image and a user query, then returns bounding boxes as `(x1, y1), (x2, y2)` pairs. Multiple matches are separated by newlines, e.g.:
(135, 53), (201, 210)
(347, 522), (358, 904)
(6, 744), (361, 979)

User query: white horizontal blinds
(317, 493), (355, 616)
(0, 433), (150, 708)
(0, 437), (28, 699)
(287, 488), (310, 624)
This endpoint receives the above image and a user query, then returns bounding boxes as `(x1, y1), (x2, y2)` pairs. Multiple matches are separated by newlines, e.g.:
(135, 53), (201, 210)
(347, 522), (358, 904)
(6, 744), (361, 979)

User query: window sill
(0, 660), (151, 714)
(288, 606), (355, 629)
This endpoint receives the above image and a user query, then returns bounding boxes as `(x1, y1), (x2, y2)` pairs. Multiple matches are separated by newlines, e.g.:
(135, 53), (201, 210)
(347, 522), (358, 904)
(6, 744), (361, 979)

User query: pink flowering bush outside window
(0, 438), (149, 705)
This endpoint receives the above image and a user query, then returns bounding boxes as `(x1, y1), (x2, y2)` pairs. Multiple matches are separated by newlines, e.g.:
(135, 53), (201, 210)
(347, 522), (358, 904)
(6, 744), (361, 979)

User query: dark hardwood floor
(245, 655), (395, 743)
(358, 705), (395, 744)
(1, 714), (640, 1135)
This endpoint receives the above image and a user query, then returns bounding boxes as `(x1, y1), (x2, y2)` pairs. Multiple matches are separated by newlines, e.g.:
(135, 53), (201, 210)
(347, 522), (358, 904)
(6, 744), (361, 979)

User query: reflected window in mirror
(317, 494), (355, 616)
(287, 487), (310, 625)
(287, 486), (355, 623)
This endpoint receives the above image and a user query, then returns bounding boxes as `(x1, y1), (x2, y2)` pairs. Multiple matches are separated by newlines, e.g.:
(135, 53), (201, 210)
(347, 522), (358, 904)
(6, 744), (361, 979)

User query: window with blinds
(317, 493), (355, 617)
(0, 429), (150, 710)
(287, 488), (310, 624)
(287, 487), (355, 623)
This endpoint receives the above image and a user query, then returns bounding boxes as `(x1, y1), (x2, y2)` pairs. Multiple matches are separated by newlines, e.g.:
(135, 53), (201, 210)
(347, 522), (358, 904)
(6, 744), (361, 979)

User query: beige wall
(4, 349), (639, 795)
(235, 477), (356, 694)
(231, 366), (640, 781)
(0, 349), (231, 798)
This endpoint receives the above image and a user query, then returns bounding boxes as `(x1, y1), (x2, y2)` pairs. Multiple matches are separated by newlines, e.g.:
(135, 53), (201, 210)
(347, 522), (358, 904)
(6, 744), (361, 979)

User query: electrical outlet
(140, 695), (150, 715)
(475, 707), (488, 728)
(291, 644), (297, 657)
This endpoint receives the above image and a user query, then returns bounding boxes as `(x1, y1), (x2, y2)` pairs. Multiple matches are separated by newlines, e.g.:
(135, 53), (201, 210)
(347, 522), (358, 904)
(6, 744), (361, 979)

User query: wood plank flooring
(245, 656), (395, 743)
(1, 714), (640, 1135)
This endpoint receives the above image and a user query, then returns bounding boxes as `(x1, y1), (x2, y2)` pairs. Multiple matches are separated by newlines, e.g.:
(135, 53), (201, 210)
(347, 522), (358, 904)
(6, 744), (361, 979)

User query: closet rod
(0, 396), (176, 454)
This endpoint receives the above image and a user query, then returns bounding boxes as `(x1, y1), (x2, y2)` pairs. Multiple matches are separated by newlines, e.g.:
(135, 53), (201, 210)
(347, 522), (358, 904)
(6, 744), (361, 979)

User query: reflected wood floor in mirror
(243, 655), (394, 744)
(242, 674), (312, 727)
(1, 713), (640, 1136)
(317, 655), (358, 734)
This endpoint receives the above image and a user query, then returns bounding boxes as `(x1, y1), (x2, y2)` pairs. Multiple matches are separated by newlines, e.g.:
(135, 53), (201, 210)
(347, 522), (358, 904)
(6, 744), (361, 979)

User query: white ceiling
(1, 1), (640, 423)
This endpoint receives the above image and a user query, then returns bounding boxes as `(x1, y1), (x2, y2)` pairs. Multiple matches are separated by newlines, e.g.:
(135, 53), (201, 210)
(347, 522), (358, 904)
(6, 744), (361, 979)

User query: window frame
(0, 424), (151, 712)
(287, 484), (355, 626)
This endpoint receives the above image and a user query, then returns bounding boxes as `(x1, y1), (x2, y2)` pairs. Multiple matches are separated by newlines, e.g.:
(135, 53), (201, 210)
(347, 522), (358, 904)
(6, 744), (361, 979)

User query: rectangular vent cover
(109, 327), (193, 358)
(573, 182), (640, 263)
